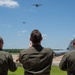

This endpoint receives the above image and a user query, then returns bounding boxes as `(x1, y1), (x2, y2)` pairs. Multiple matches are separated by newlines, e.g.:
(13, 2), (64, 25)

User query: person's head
(0, 37), (4, 49)
(30, 29), (42, 44)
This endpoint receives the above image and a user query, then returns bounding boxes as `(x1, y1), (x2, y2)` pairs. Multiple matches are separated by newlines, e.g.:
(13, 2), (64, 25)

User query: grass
(8, 66), (67, 75)
(51, 66), (67, 75)
(8, 67), (24, 75)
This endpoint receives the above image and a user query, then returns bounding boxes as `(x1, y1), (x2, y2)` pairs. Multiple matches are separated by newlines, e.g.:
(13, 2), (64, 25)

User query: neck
(32, 43), (41, 45)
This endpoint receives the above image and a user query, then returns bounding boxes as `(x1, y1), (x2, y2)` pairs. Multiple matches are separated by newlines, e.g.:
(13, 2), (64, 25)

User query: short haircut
(30, 29), (42, 43)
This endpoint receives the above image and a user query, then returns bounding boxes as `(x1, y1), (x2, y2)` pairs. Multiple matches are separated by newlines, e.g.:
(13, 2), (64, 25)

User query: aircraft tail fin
(67, 39), (75, 50)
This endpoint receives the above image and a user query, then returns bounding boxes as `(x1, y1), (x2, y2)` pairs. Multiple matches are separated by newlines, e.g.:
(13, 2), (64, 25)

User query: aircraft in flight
(54, 39), (75, 56)
(22, 22), (26, 24)
(32, 4), (42, 7)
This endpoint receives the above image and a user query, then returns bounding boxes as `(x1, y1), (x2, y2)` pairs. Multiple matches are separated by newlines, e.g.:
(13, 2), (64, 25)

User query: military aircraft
(22, 22), (26, 24)
(54, 39), (75, 56)
(32, 4), (42, 7)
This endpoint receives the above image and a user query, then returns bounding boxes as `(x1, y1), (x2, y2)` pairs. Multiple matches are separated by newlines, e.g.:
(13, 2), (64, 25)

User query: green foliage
(8, 66), (67, 75)
(3, 49), (22, 53)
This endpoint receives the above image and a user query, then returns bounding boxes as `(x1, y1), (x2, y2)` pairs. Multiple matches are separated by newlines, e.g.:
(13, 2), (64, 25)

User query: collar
(32, 44), (41, 47)
(32, 44), (43, 52)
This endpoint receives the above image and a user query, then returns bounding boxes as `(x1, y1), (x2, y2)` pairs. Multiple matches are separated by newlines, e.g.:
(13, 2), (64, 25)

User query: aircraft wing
(53, 38), (75, 56)
(53, 49), (68, 56)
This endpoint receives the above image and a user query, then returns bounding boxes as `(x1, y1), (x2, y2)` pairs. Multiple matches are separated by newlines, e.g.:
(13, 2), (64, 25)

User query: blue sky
(0, 0), (75, 49)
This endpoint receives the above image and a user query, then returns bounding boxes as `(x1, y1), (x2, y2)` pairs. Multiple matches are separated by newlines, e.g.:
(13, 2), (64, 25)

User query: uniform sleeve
(46, 49), (54, 70)
(19, 52), (22, 63)
(8, 53), (17, 72)
(50, 50), (54, 69)
(19, 50), (25, 63)
(59, 53), (69, 71)
(19, 50), (27, 64)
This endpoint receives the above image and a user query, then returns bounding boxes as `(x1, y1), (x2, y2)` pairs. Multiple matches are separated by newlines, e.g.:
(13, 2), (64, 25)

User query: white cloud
(0, 0), (19, 8)
(43, 34), (47, 37)
(42, 34), (48, 39)
(17, 30), (27, 36)
(17, 33), (21, 36)
(21, 30), (27, 33)
(73, 34), (75, 37)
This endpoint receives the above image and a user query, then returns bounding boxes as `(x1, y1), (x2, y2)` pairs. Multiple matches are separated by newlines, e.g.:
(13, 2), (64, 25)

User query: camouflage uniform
(59, 50), (75, 75)
(19, 45), (54, 75)
(0, 49), (17, 75)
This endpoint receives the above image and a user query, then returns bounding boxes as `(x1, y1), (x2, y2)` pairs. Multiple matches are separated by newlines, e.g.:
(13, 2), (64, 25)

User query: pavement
(52, 55), (63, 66)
